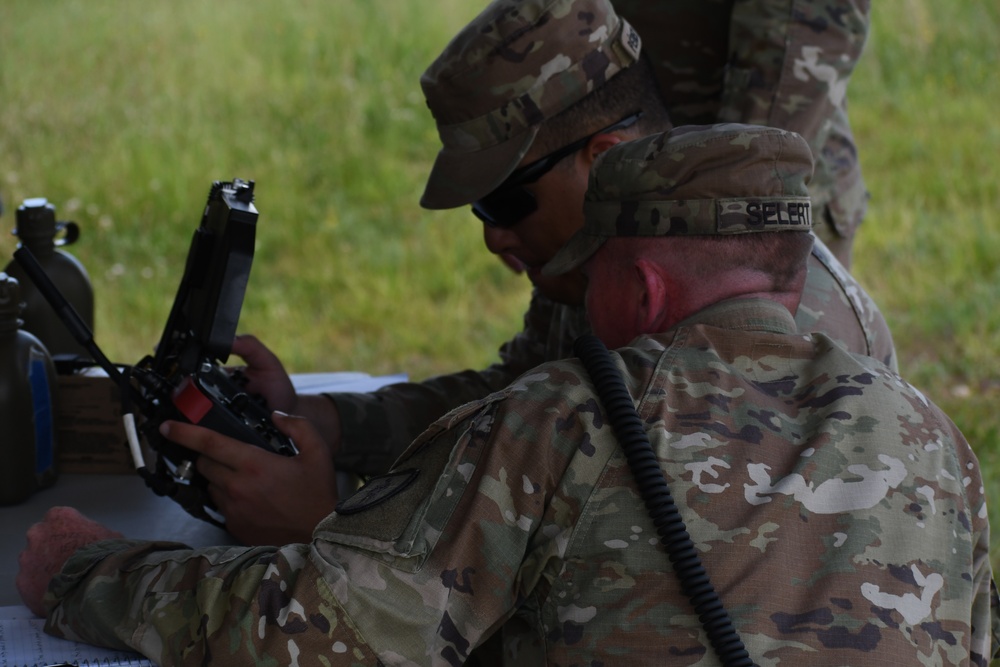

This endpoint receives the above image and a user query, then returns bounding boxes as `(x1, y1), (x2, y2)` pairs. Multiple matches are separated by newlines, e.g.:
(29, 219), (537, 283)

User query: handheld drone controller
(13, 178), (297, 526)
(131, 179), (297, 487)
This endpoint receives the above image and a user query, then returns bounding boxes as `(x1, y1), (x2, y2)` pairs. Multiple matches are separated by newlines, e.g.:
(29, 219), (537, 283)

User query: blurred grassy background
(1, 0), (997, 573)
(0, 0), (522, 381)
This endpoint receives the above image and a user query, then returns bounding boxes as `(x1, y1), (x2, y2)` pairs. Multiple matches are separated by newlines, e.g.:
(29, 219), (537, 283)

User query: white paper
(0, 607), (153, 667)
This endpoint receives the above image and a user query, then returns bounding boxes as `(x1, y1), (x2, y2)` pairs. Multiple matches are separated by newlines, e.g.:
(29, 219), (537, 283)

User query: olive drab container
(3, 197), (94, 360)
(0, 273), (58, 505)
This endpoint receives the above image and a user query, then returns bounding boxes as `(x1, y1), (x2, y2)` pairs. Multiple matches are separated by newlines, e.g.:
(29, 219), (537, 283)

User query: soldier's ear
(634, 258), (667, 333)
(585, 132), (624, 164)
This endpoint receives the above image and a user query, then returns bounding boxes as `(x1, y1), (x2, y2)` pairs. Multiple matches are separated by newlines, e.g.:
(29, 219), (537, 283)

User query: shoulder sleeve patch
(335, 468), (420, 516)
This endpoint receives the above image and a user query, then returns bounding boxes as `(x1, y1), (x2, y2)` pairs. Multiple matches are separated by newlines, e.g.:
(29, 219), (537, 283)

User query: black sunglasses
(471, 111), (643, 229)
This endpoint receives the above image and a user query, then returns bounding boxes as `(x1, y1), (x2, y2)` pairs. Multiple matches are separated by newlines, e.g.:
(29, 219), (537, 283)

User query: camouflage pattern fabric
(333, 235), (895, 476)
(333, 290), (589, 476)
(44, 299), (991, 665)
(420, 0), (642, 209)
(799, 237), (895, 368)
(333, 126), (895, 476)
(719, 0), (871, 246)
(612, 0), (871, 262)
(544, 124), (816, 276)
(610, 0), (734, 125)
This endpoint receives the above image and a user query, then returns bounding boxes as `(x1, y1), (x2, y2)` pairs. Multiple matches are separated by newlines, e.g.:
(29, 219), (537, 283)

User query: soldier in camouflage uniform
(18, 124), (998, 665)
(341, 0), (893, 464)
(200, 0), (896, 545)
(612, 0), (871, 268)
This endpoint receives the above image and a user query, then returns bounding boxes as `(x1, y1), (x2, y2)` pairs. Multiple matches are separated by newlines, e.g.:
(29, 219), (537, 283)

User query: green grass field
(1, 0), (997, 582)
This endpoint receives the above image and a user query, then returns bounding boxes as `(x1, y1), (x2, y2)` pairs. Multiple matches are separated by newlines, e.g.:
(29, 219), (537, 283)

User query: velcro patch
(336, 469), (419, 516)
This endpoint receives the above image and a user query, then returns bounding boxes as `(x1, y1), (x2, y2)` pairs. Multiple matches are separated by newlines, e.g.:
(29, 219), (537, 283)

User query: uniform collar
(670, 297), (798, 336)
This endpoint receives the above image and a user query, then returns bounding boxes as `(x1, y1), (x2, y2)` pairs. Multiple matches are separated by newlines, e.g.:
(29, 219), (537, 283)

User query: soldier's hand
(161, 413), (338, 547)
(229, 333), (298, 415)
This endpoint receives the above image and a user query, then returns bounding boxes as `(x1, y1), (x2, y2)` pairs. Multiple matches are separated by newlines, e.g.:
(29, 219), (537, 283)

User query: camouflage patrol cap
(543, 123), (814, 275)
(419, 0), (642, 210)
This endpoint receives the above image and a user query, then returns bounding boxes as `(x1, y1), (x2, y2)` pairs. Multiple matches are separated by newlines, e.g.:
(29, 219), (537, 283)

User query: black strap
(574, 334), (755, 667)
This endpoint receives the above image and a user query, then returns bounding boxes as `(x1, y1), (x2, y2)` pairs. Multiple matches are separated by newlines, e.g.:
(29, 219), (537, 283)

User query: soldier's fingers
(160, 420), (250, 469)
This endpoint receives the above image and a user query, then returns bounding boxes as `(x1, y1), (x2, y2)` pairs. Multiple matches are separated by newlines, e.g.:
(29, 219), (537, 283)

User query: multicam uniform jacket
(334, 238), (896, 475)
(44, 298), (993, 665)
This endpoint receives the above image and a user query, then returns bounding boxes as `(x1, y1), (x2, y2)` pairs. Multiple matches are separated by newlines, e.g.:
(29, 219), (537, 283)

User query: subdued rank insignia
(335, 468), (420, 515)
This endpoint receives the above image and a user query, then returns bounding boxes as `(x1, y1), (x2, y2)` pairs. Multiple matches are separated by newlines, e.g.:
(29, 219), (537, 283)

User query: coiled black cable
(574, 334), (755, 667)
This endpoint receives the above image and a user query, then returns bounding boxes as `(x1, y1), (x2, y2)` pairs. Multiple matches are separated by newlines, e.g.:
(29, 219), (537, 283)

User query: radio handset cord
(573, 334), (755, 667)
